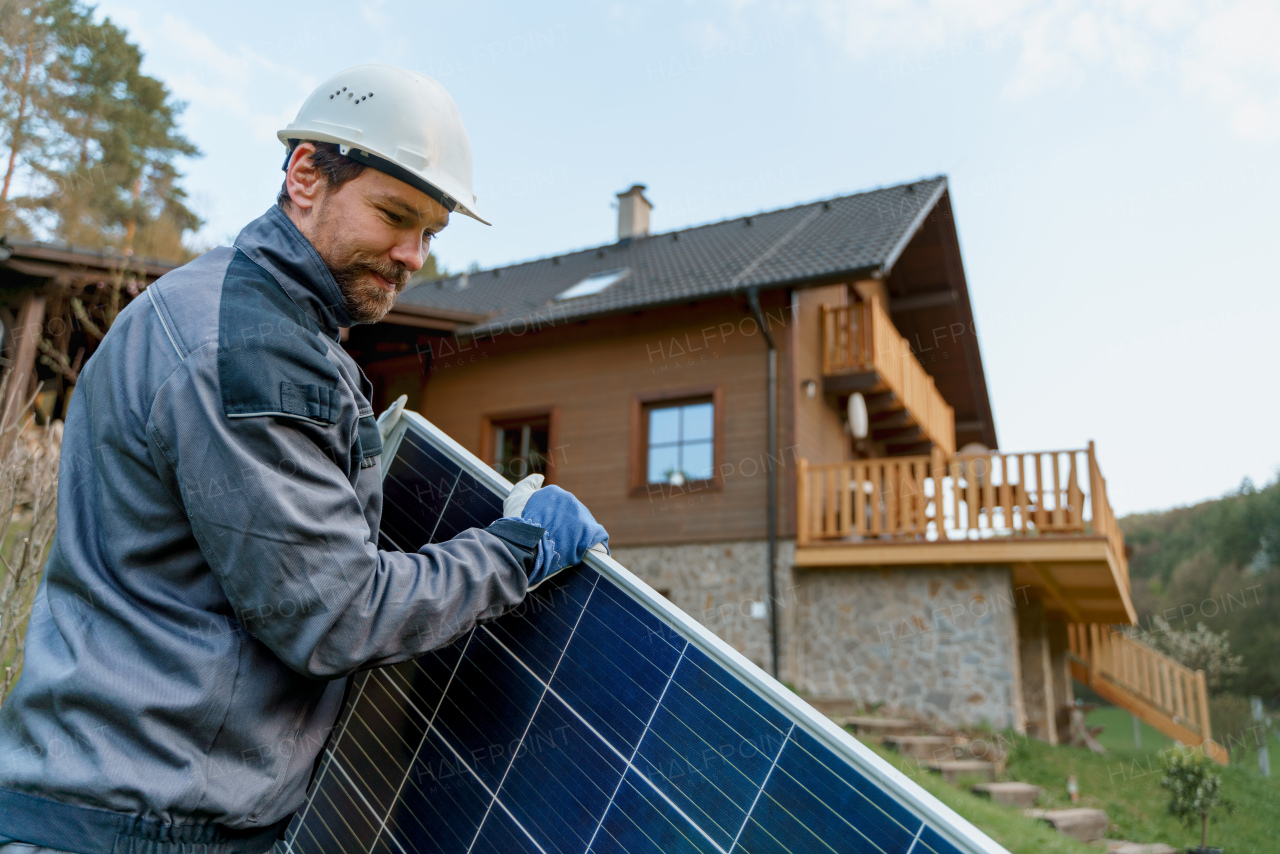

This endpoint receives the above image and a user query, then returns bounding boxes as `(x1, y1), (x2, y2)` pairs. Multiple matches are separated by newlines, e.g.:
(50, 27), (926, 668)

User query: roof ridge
(421, 174), (947, 282)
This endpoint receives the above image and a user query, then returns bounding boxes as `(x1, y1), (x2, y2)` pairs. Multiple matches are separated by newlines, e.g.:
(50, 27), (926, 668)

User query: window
(628, 387), (722, 495)
(555, 268), (629, 301)
(489, 414), (551, 481)
(646, 400), (714, 485)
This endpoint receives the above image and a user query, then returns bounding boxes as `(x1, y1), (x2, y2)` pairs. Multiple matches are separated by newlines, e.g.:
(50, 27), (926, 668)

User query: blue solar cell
(382, 727), (493, 854)
(917, 824), (967, 854)
(589, 768), (721, 854)
(379, 640), (467, 726)
(300, 762), (382, 852)
(377, 472), (441, 550)
(793, 726), (925, 847)
(494, 691), (627, 854)
(433, 469), (505, 541)
(333, 672), (424, 815)
(633, 646), (789, 849)
(388, 428), (462, 489)
(468, 805), (545, 854)
(549, 579), (685, 753)
(379, 430), (464, 547)
(427, 629), (545, 793)
(737, 726), (925, 854)
(483, 565), (596, 683)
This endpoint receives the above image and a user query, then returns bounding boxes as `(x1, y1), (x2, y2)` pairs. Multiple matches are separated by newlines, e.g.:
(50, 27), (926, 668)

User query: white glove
(377, 395), (408, 442)
(504, 474), (544, 518)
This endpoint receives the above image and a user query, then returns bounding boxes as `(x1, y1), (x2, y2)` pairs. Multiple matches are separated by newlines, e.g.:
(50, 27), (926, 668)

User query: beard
(328, 251), (411, 324)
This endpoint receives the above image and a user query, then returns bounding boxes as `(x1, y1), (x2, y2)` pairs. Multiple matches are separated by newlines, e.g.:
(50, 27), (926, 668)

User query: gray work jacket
(0, 207), (538, 852)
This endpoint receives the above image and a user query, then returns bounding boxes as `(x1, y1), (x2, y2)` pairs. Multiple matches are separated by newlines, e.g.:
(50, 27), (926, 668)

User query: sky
(93, 0), (1280, 516)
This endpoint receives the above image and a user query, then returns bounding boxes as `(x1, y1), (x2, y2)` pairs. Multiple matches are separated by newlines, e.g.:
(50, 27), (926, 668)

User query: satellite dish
(847, 393), (869, 439)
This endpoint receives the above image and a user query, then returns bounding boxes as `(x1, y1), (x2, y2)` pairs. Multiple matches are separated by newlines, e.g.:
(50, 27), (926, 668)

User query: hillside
(1120, 476), (1280, 705)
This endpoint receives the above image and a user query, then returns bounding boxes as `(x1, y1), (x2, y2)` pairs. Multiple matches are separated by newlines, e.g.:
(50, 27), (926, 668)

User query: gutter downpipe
(747, 287), (779, 679)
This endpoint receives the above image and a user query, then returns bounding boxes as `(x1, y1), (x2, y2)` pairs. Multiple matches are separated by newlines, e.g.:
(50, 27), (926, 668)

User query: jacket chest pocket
(354, 413), (383, 469)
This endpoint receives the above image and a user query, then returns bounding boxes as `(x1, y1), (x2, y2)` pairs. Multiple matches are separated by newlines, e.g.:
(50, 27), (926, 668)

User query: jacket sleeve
(145, 349), (533, 679)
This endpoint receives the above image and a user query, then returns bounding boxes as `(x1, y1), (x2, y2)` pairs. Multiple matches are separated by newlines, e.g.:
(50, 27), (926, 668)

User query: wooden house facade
(354, 177), (1221, 758)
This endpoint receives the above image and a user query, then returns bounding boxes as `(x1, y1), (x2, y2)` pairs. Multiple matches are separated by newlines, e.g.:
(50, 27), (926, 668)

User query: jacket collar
(233, 206), (355, 338)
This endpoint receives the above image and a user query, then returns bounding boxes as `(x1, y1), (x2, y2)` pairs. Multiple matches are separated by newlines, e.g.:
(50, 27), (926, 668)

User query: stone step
(970, 782), (1041, 808)
(926, 759), (996, 783)
(1105, 843), (1178, 854)
(1024, 808), (1109, 843)
(805, 699), (862, 718)
(883, 735), (957, 762)
(832, 716), (921, 737)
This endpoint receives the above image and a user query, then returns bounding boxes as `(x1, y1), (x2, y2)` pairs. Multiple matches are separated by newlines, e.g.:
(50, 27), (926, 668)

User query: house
(353, 176), (1226, 757)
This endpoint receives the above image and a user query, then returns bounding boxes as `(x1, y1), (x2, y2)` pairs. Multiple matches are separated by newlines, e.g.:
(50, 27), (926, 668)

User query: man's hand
(504, 476), (608, 586)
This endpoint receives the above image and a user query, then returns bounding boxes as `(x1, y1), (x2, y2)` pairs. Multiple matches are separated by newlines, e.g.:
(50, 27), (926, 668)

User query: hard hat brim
(278, 132), (490, 226)
(343, 147), (491, 226)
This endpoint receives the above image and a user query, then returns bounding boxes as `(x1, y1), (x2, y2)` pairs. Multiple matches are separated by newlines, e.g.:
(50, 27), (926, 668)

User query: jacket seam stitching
(144, 340), (218, 469)
(147, 285), (188, 359)
(225, 410), (333, 427)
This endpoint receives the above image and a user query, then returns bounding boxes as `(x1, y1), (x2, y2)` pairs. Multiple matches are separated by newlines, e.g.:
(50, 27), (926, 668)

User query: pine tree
(0, 0), (78, 236)
(0, 0), (201, 260)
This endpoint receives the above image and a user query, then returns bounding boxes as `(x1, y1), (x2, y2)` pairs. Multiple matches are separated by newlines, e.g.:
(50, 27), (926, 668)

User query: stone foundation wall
(610, 540), (796, 676)
(611, 543), (1027, 730)
(1017, 597), (1058, 743)
(789, 566), (1025, 730)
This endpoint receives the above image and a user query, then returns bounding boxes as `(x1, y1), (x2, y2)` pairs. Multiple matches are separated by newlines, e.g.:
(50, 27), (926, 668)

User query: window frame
(629, 385), (724, 496)
(480, 406), (560, 485)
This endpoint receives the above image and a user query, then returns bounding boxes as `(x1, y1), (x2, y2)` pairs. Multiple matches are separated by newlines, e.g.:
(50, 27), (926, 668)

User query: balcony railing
(1068, 622), (1225, 763)
(820, 297), (955, 456)
(795, 443), (1129, 582)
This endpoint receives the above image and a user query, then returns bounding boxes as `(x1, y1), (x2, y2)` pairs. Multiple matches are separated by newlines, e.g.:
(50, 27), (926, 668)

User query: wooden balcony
(1069, 623), (1226, 764)
(795, 443), (1135, 624)
(820, 297), (955, 457)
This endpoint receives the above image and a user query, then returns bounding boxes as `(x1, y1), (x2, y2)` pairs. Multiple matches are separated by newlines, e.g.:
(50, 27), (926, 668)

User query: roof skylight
(555, 268), (629, 301)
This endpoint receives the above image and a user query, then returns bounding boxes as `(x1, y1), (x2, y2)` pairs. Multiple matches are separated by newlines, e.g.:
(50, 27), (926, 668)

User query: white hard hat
(278, 64), (489, 225)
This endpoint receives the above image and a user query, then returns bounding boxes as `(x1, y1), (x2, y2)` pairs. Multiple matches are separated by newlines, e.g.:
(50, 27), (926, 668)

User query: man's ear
(284, 143), (323, 211)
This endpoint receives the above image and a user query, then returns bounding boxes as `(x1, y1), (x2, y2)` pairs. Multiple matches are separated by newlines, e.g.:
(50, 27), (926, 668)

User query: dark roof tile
(397, 177), (947, 334)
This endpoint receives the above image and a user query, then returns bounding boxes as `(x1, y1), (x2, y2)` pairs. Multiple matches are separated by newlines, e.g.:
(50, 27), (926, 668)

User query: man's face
(286, 148), (451, 324)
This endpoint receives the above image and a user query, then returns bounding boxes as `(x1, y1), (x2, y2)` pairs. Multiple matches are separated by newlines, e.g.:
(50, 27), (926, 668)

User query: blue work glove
(504, 480), (608, 586)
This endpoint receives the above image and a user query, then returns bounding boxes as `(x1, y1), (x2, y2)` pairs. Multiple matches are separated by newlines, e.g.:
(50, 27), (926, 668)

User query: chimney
(616, 184), (653, 241)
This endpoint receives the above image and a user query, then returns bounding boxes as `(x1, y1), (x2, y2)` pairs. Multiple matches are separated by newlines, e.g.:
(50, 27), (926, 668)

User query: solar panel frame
(283, 408), (1009, 854)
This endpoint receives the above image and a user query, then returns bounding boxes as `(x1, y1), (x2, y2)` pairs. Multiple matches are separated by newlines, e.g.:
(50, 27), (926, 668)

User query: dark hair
(277, 141), (367, 209)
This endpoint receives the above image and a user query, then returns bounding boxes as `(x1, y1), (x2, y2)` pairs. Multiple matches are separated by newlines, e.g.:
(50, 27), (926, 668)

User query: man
(0, 64), (606, 853)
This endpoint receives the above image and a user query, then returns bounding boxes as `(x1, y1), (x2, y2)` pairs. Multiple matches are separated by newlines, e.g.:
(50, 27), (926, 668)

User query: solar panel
(281, 410), (1008, 854)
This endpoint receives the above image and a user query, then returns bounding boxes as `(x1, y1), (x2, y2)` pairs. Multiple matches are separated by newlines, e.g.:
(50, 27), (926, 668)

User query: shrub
(1159, 746), (1234, 850)
(0, 378), (62, 702)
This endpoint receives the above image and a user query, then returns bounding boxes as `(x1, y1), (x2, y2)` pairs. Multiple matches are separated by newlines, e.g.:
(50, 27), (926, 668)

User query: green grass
(999, 706), (1280, 851)
(865, 742), (1095, 854)
(861, 702), (1280, 852)
(1085, 705), (1175, 755)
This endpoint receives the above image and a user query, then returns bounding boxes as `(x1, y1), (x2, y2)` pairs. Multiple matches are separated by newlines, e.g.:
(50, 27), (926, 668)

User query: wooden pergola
(0, 238), (176, 432)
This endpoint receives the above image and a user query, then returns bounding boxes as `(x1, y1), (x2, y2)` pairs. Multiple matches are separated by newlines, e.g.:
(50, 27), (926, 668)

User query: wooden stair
(1068, 623), (1228, 765)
